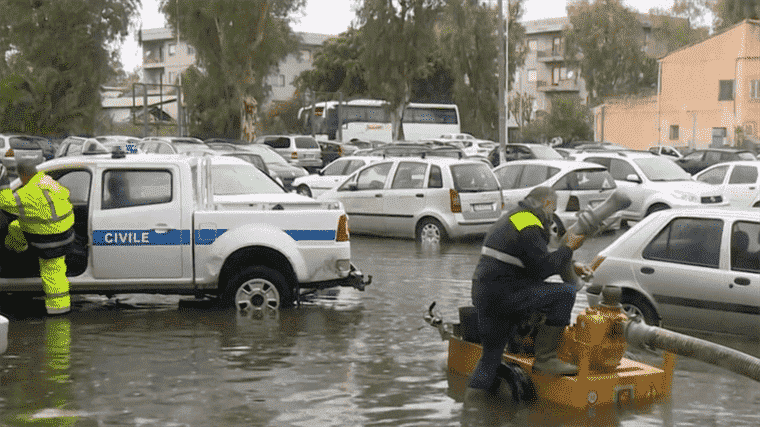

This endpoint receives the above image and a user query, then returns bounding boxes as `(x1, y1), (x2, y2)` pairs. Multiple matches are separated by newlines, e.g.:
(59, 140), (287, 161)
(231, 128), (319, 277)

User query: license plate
(473, 203), (493, 212)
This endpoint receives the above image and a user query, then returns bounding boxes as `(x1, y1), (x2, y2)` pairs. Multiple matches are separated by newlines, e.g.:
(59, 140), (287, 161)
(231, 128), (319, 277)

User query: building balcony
(536, 50), (565, 62)
(537, 79), (581, 92)
(143, 54), (165, 69)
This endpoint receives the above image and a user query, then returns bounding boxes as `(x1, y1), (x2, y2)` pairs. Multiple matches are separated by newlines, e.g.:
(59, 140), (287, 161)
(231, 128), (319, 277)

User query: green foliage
(0, 0), (140, 135)
(294, 29), (367, 97)
(161, 0), (304, 139)
(713, 0), (760, 30)
(522, 95), (592, 142)
(564, 0), (658, 107)
(357, 0), (447, 140)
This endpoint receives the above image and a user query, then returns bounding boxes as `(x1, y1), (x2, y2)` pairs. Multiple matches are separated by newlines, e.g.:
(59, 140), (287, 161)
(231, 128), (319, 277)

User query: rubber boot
(532, 324), (578, 376)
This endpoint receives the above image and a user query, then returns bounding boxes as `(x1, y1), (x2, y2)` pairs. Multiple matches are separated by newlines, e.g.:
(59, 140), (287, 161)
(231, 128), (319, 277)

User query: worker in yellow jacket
(0, 151), (75, 315)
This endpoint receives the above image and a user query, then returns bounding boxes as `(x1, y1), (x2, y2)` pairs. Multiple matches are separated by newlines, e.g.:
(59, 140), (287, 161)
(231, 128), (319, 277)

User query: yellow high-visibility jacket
(0, 172), (74, 235)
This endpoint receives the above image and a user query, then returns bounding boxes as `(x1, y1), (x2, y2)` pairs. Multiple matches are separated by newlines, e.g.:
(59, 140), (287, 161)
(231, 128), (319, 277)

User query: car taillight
(565, 196), (580, 212)
(336, 214), (349, 242)
(290, 152), (298, 159)
(338, 146), (343, 156)
(590, 255), (605, 271)
(450, 189), (461, 213)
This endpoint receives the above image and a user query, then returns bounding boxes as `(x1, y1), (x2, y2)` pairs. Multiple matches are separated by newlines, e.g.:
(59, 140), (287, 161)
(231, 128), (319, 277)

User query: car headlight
(671, 190), (698, 203)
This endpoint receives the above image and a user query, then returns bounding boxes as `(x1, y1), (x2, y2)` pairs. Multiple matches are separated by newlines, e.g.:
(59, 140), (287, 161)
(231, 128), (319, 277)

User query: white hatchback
(292, 156), (382, 198)
(493, 159), (620, 231)
(586, 208), (760, 336)
(318, 157), (504, 243)
(693, 160), (760, 208)
(573, 151), (728, 225)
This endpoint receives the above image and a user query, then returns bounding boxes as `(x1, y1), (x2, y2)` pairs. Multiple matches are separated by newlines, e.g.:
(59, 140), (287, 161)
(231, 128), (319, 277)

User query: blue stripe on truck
(92, 229), (335, 245)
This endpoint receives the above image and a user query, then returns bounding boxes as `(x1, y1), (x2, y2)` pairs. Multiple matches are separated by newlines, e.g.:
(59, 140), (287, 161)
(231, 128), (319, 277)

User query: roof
(297, 32), (337, 46)
(139, 27), (175, 42)
(102, 96), (178, 109)
(521, 17), (569, 35)
(658, 19), (760, 61)
(493, 159), (609, 170)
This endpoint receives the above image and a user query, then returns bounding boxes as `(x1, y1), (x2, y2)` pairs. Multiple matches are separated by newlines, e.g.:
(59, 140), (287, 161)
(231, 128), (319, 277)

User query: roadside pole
(498, 0), (508, 165)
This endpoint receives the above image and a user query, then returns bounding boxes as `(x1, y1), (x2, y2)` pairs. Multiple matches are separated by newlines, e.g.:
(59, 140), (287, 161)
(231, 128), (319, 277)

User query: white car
(693, 160), (760, 208)
(573, 151), (728, 225)
(586, 207), (760, 336)
(292, 156), (382, 198)
(493, 159), (620, 231)
(318, 157), (504, 243)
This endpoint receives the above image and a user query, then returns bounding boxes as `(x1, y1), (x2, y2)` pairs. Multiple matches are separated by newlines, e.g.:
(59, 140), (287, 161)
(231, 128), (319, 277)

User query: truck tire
(222, 266), (293, 311)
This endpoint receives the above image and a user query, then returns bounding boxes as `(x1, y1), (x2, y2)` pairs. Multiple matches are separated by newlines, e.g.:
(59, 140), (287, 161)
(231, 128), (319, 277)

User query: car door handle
(375, 194), (383, 198)
(416, 193), (424, 198)
(640, 267), (655, 274)
(153, 224), (172, 234)
(733, 277), (750, 287)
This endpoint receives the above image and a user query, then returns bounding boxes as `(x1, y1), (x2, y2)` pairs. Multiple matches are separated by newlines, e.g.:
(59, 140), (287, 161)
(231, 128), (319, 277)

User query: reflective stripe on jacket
(0, 172), (74, 235)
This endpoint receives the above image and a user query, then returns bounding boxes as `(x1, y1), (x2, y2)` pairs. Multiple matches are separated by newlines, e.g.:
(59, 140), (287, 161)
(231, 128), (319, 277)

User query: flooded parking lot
(0, 232), (758, 426)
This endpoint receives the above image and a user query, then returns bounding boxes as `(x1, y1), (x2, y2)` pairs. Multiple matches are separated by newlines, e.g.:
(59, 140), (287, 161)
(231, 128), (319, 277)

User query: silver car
(318, 157), (504, 243)
(493, 159), (620, 232)
(586, 208), (760, 336)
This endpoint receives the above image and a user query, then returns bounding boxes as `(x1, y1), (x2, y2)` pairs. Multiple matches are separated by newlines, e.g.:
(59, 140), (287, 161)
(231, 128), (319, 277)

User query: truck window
(102, 170), (172, 209)
(52, 170), (91, 205)
(211, 164), (283, 195)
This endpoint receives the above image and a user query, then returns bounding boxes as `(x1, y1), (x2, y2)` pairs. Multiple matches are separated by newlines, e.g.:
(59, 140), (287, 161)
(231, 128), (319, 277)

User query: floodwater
(0, 232), (759, 426)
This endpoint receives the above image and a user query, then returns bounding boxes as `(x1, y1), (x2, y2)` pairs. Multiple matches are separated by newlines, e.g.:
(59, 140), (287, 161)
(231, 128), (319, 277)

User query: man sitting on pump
(466, 186), (591, 398)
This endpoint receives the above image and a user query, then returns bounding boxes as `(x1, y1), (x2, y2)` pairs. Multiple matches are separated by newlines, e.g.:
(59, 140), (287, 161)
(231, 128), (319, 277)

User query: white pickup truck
(0, 152), (370, 310)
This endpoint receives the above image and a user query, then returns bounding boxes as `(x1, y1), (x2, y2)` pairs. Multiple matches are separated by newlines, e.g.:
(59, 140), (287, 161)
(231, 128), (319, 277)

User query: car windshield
(634, 156), (692, 181)
(553, 168), (616, 191)
(248, 147), (290, 165)
(295, 137), (319, 149)
(450, 163), (500, 192)
(211, 164), (284, 195)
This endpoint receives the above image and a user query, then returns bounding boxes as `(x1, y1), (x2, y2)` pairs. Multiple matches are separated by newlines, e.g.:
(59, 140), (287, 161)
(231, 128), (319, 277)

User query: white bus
(299, 99), (461, 143)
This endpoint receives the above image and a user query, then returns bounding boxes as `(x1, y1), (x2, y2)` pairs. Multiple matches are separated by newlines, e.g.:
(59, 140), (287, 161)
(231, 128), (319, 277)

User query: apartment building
(138, 28), (332, 104)
(595, 19), (760, 150)
(512, 14), (682, 118)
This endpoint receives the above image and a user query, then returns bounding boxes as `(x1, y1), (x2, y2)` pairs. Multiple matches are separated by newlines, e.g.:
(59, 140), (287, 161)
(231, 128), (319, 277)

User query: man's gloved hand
(563, 231), (585, 251)
(573, 262), (594, 281)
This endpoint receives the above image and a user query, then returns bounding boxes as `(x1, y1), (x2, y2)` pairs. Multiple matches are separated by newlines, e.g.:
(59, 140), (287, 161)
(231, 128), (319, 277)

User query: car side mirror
(347, 183), (358, 191)
(626, 174), (642, 183)
(318, 169), (324, 176)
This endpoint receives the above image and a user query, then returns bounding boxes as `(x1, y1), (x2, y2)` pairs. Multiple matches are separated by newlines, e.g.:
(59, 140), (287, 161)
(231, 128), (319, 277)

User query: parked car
(55, 136), (104, 157)
(573, 151), (728, 226)
(318, 157), (504, 243)
(648, 145), (683, 160)
(253, 134), (323, 172)
(1, 136), (54, 179)
(493, 159), (620, 232)
(487, 143), (564, 167)
(674, 148), (756, 175)
(95, 135), (143, 154)
(292, 156), (383, 198)
(572, 142), (631, 152)
(0, 134), (55, 161)
(693, 161), (760, 208)
(317, 140), (359, 167)
(140, 136), (216, 156)
(586, 208), (760, 336)
(205, 142), (308, 190)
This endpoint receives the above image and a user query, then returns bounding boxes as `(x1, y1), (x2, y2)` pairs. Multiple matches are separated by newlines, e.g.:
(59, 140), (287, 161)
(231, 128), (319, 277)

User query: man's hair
(525, 186), (557, 203)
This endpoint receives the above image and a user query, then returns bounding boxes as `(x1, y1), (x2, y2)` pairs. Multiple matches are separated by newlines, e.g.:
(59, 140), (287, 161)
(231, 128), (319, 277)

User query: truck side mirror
(625, 174), (641, 183)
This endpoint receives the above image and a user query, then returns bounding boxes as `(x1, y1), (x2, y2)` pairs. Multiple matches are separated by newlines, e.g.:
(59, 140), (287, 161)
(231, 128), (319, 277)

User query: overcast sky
(119, 0), (683, 72)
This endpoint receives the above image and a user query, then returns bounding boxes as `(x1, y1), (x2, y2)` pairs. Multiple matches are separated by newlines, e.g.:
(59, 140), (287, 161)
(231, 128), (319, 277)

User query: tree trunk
(240, 94), (258, 142)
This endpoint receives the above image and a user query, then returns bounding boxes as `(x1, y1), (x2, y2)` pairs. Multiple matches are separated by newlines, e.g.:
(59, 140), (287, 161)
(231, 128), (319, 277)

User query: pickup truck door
(91, 167), (185, 279)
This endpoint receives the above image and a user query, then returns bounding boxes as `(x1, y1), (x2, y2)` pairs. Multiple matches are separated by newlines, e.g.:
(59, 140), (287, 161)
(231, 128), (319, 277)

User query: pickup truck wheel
(223, 267), (293, 311)
(296, 185), (312, 198)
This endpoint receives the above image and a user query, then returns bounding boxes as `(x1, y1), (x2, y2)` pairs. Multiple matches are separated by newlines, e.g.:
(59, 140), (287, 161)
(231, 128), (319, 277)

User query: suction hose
(559, 190), (632, 290)
(624, 317), (760, 383)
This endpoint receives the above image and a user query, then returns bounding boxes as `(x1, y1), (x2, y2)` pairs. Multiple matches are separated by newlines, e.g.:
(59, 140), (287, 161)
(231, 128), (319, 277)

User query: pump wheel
(620, 294), (659, 326)
(222, 266), (293, 311)
(497, 363), (535, 404)
(416, 218), (447, 244)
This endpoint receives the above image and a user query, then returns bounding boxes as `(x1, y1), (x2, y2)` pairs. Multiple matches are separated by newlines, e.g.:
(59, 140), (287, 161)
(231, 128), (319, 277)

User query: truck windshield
(211, 164), (284, 195)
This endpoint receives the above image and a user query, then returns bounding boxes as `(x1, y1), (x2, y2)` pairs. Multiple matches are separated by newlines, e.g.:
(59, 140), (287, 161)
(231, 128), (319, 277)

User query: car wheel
(296, 185), (312, 198)
(222, 266), (293, 311)
(646, 203), (670, 217)
(620, 294), (659, 326)
(416, 218), (448, 244)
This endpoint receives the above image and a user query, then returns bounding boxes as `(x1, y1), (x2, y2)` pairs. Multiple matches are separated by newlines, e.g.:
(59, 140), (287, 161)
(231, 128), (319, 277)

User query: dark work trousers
(468, 278), (576, 391)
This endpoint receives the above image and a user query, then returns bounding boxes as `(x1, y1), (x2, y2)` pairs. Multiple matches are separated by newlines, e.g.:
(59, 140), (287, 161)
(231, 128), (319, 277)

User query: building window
(552, 37), (562, 55)
(168, 43), (176, 56)
(187, 45), (194, 55)
(718, 79), (734, 101)
(278, 74), (285, 87)
(751, 80), (760, 99)
(528, 39), (537, 51)
(527, 69), (537, 82)
(669, 125), (679, 140)
(712, 127), (727, 146)
(552, 67), (560, 85)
